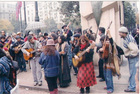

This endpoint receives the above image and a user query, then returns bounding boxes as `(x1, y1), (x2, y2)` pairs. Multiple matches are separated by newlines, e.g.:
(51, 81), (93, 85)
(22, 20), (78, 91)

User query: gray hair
(27, 35), (33, 41)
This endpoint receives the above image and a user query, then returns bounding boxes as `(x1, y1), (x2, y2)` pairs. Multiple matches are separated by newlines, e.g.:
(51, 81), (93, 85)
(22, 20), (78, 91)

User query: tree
(0, 19), (14, 34)
(44, 18), (58, 33)
(10, 16), (21, 33)
(123, 1), (136, 32)
(60, 1), (81, 30)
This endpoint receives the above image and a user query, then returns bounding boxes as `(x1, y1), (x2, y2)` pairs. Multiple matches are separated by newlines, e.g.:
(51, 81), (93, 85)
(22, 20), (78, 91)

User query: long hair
(76, 35), (90, 47)
(43, 45), (56, 56)
(59, 35), (66, 45)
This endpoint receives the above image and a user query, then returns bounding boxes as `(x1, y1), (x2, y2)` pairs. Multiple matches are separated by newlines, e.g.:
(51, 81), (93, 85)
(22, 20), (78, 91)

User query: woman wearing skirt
(73, 35), (97, 93)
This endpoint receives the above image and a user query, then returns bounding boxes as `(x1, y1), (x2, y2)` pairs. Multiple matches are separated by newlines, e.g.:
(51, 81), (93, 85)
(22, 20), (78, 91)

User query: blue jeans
(68, 44), (78, 74)
(68, 44), (72, 67)
(104, 69), (114, 92)
(127, 56), (139, 91)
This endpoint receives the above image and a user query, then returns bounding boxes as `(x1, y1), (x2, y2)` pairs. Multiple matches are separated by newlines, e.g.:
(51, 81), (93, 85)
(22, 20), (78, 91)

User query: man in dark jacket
(62, 25), (73, 45)
(11, 35), (26, 72)
(95, 27), (105, 82)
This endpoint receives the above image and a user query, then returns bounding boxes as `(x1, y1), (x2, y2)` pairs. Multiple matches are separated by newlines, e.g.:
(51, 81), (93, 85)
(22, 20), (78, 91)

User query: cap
(73, 33), (81, 38)
(118, 26), (128, 33)
(16, 35), (21, 39)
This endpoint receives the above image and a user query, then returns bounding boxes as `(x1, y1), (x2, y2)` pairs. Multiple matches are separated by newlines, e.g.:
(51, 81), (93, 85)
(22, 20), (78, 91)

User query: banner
(16, 1), (22, 20)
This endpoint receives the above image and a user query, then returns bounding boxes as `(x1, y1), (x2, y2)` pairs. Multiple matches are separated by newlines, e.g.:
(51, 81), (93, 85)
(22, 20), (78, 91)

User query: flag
(16, 1), (22, 20)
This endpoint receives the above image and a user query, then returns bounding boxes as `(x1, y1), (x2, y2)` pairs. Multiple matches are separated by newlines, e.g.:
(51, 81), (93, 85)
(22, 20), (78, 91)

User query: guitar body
(72, 51), (85, 67)
(102, 41), (109, 59)
(23, 48), (34, 61)
(14, 45), (22, 54)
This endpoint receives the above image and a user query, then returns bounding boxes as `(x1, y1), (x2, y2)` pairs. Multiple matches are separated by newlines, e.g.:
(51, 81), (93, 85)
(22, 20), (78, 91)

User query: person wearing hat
(17, 32), (24, 40)
(39, 39), (60, 94)
(118, 26), (139, 92)
(22, 35), (42, 86)
(61, 24), (73, 45)
(11, 35), (27, 72)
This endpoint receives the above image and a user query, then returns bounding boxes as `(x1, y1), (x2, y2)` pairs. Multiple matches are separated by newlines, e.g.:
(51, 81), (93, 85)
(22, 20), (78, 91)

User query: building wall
(80, 1), (124, 65)
(22, 1), (64, 24)
(0, 2), (16, 21)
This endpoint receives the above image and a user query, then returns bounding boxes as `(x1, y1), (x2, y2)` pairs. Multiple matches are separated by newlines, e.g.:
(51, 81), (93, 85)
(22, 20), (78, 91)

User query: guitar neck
(30, 50), (37, 54)
(78, 50), (87, 58)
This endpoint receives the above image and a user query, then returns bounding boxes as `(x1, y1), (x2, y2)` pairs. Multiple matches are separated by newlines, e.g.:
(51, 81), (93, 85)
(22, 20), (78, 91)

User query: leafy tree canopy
(44, 18), (58, 33)
(123, 1), (136, 32)
(0, 19), (14, 34)
(60, 1), (81, 30)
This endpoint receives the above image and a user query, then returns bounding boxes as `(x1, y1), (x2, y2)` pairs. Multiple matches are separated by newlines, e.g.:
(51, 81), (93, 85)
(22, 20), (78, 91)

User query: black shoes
(124, 89), (135, 92)
(99, 79), (105, 82)
(80, 87), (90, 94)
(86, 87), (90, 93)
(96, 75), (101, 78)
(80, 88), (84, 94)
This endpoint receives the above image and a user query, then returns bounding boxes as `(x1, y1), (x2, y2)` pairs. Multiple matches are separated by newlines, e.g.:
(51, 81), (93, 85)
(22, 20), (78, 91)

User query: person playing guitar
(21, 35), (42, 86)
(72, 35), (97, 93)
(11, 35), (26, 72)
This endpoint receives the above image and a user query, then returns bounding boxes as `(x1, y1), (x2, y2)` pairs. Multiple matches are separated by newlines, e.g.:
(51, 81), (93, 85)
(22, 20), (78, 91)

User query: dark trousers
(98, 58), (105, 79)
(45, 76), (58, 91)
(15, 56), (26, 71)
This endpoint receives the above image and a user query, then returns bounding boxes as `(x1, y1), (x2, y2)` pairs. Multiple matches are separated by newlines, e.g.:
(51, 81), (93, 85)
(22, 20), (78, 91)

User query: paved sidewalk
(17, 56), (137, 94)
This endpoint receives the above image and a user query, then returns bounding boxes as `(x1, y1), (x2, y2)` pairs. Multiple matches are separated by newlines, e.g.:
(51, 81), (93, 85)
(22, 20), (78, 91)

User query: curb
(19, 85), (78, 94)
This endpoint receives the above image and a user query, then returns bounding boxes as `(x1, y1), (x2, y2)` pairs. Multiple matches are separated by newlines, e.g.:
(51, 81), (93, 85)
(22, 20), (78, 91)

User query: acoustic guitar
(72, 43), (95, 67)
(14, 43), (25, 54)
(23, 48), (38, 61)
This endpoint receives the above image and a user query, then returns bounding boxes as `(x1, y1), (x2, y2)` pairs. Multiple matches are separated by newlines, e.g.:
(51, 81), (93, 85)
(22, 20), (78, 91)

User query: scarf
(80, 43), (87, 50)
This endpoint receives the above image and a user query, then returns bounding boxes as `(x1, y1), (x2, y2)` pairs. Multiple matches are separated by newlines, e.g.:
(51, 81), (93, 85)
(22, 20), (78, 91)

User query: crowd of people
(0, 24), (139, 94)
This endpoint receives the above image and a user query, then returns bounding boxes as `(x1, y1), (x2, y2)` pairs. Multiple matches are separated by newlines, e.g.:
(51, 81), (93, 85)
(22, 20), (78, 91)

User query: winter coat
(39, 51), (60, 77)
(0, 56), (13, 94)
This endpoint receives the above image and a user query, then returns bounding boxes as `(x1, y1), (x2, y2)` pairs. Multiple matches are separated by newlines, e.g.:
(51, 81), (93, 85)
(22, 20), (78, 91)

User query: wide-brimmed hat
(46, 39), (55, 45)
(62, 25), (67, 29)
(17, 32), (21, 35)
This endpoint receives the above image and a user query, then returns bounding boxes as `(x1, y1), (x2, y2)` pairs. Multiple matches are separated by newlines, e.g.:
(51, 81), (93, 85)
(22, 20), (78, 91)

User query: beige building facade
(80, 1), (124, 65)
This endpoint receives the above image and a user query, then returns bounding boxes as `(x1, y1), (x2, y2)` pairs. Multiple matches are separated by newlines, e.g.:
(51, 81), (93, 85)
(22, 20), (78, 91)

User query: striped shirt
(123, 34), (137, 49)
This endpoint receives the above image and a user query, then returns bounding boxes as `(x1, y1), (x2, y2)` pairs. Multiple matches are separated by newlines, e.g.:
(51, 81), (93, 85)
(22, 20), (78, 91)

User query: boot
(50, 90), (55, 94)
(54, 88), (58, 94)
(80, 88), (84, 94)
(86, 87), (90, 93)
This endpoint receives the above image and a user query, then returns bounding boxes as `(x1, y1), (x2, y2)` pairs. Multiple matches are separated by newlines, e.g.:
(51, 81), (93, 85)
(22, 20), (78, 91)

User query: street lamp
(35, 1), (39, 22)
(35, 1), (41, 35)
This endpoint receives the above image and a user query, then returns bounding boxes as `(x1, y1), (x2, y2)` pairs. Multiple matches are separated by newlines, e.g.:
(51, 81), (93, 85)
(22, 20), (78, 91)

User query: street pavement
(17, 56), (137, 94)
